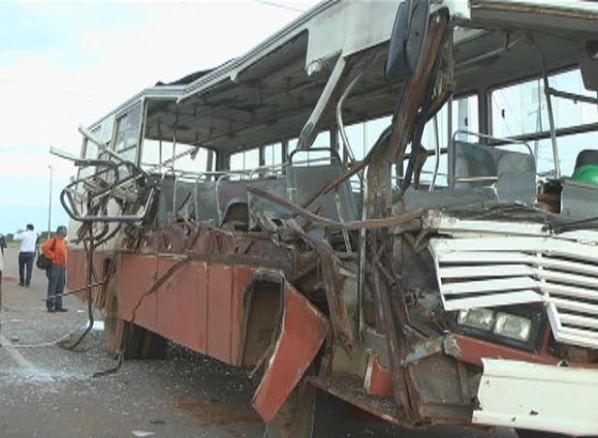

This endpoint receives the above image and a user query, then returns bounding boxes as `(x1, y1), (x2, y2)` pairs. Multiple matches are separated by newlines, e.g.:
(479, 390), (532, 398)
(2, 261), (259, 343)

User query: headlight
(493, 312), (532, 342)
(457, 308), (494, 331)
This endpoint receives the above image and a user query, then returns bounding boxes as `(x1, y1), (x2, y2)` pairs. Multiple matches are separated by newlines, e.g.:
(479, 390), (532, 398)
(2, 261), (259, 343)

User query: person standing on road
(0, 235), (4, 283)
(14, 224), (38, 287)
(0, 233), (7, 255)
(42, 225), (68, 313)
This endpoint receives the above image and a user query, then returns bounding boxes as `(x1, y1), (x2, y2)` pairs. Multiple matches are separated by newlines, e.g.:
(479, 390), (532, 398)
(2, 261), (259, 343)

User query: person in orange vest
(41, 226), (68, 313)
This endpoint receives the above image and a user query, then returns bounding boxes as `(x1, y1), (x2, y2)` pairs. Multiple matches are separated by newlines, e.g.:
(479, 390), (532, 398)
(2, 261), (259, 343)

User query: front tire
(103, 276), (166, 360)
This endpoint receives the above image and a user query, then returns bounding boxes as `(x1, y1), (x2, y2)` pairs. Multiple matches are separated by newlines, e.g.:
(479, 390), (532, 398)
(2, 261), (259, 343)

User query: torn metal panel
(252, 284), (328, 423)
(309, 375), (400, 426)
(422, 209), (598, 243)
(362, 9), (451, 421)
(312, 240), (355, 350)
(364, 354), (393, 397)
(401, 338), (444, 366)
(407, 354), (473, 423)
(473, 359), (598, 436)
(445, 334), (559, 367)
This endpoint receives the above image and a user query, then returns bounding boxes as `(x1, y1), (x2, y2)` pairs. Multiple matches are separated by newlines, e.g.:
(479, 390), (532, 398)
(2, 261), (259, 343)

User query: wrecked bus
(54, 0), (598, 436)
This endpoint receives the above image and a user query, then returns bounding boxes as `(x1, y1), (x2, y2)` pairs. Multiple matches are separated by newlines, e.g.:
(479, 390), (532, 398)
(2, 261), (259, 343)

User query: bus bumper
(473, 358), (598, 436)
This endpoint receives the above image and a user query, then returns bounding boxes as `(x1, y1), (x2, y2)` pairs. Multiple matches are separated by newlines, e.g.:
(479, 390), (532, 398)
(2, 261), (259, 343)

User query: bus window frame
(487, 65), (598, 152)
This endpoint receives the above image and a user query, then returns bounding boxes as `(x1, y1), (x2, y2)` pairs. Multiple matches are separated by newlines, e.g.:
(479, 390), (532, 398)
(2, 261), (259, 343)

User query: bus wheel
(122, 323), (167, 359)
(103, 277), (166, 360)
(103, 277), (124, 357)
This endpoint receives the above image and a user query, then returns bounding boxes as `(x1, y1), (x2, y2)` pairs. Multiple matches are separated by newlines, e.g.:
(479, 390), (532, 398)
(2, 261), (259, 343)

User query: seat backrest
(154, 174), (191, 227)
(454, 141), (497, 188)
(286, 161), (358, 222)
(452, 140), (536, 204)
(194, 181), (219, 221)
(562, 178), (598, 220)
(245, 176), (289, 220)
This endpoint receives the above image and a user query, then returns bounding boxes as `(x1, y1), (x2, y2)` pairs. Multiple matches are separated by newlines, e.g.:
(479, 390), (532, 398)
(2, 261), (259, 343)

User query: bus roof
(88, 0), (598, 153)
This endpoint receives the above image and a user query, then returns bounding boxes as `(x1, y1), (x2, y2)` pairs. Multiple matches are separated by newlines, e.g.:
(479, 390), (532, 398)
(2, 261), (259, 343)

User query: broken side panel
(252, 284), (328, 423)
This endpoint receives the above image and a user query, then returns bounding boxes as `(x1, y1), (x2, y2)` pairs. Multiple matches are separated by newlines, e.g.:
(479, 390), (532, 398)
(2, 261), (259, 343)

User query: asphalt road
(0, 247), (516, 438)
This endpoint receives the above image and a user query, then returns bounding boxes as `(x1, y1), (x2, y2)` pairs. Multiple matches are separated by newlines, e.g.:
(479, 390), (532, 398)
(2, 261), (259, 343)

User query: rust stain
(364, 355), (393, 398)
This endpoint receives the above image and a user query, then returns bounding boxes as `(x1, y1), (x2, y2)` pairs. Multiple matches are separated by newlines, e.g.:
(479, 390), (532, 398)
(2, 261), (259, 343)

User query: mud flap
(252, 284), (328, 422)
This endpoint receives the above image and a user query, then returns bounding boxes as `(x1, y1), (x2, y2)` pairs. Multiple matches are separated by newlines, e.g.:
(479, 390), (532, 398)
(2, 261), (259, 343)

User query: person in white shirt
(14, 224), (39, 287)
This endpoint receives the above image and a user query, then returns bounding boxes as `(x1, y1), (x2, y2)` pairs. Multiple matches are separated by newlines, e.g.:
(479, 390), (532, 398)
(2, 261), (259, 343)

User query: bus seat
(452, 140), (536, 205)
(286, 160), (358, 222)
(220, 198), (249, 229)
(453, 141), (496, 188)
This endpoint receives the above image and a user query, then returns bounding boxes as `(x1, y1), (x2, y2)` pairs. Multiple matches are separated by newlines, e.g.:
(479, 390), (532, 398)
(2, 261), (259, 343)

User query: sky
(0, 0), (318, 235)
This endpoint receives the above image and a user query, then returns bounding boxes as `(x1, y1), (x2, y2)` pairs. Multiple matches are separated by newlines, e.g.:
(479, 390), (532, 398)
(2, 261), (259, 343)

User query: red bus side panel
(67, 248), (106, 299)
(117, 253), (255, 366)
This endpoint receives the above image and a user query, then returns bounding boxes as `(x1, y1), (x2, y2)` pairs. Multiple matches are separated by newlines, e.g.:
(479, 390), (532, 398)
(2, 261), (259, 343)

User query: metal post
(157, 122), (163, 173)
(171, 132), (177, 215)
(430, 115), (440, 191)
(532, 41), (560, 178)
(281, 139), (289, 165)
(534, 79), (543, 159)
(447, 28), (455, 188)
(362, 122), (367, 160)
(206, 150), (214, 173)
(542, 73), (561, 178)
(48, 165), (53, 237)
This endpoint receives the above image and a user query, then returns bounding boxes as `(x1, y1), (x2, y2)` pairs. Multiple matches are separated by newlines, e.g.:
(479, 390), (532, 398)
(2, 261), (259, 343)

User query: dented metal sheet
(118, 252), (257, 365)
(364, 354), (393, 397)
(423, 210), (598, 244)
(155, 259), (208, 353)
(252, 284), (328, 422)
(119, 253), (159, 331)
(474, 359), (598, 436)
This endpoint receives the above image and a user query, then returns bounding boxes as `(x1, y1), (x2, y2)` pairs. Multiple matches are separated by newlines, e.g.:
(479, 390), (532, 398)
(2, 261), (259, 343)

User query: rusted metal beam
(363, 10), (450, 423)
(387, 12), (451, 165)
(247, 186), (422, 230)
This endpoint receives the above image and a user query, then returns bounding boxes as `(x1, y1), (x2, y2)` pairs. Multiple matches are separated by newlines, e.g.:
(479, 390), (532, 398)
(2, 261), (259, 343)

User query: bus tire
(103, 276), (166, 359)
(123, 323), (167, 360)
